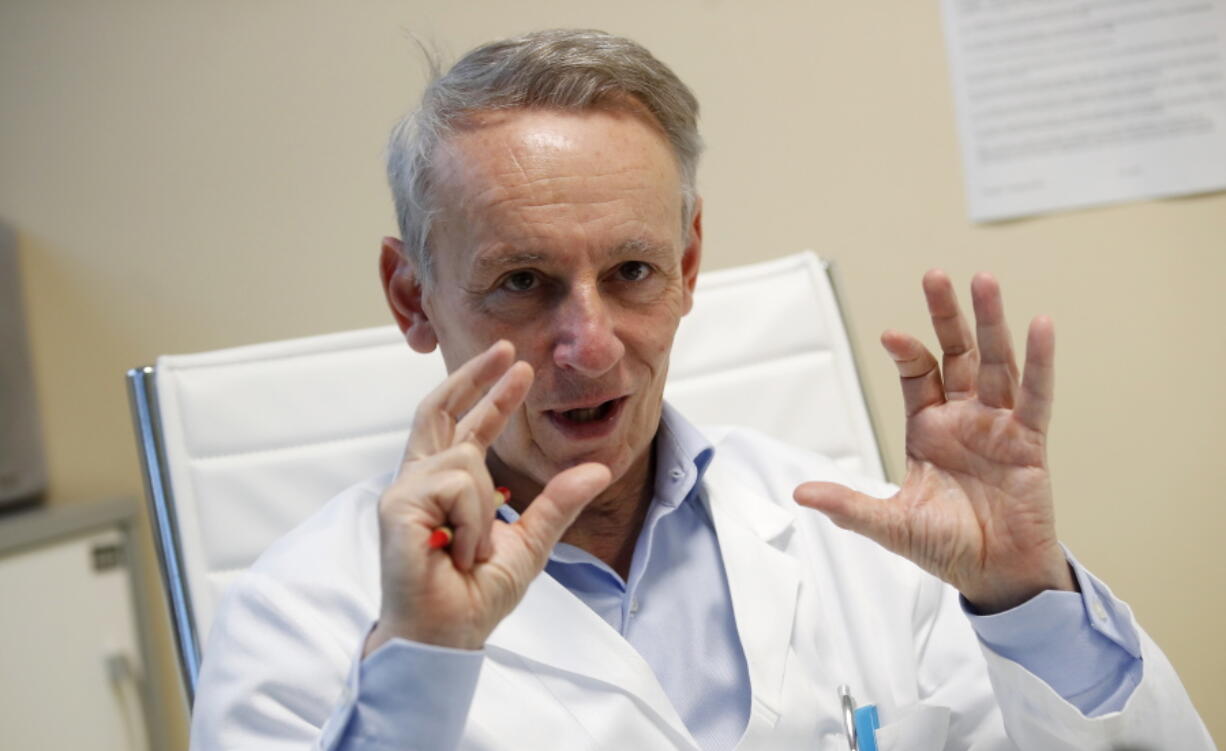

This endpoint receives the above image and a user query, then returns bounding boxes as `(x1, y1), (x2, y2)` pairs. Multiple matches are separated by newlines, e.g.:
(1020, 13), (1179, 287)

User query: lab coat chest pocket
(873, 703), (951, 751)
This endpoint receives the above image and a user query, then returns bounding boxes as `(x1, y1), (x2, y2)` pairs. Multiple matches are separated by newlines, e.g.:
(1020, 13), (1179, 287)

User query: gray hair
(386, 29), (703, 283)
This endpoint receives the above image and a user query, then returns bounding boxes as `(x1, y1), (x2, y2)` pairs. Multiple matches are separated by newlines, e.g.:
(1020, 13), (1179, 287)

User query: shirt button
(669, 468), (684, 481)
(630, 599), (641, 615)
(1091, 599), (1108, 621)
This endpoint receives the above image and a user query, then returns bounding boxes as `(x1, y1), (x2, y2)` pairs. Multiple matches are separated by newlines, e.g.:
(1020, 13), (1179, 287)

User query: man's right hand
(365, 340), (611, 654)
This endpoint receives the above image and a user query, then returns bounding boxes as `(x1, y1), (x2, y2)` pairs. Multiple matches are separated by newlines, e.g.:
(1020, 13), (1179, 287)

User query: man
(191, 29), (1213, 750)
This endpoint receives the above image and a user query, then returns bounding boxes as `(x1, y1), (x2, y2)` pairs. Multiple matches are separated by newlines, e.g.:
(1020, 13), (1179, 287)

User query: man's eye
(617, 261), (652, 282)
(502, 271), (539, 292)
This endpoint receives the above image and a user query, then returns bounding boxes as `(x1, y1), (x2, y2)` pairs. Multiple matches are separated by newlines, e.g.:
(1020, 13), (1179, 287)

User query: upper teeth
(566, 406), (603, 422)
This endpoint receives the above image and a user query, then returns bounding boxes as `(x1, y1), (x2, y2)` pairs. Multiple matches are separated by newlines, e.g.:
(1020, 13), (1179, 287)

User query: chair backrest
(127, 251), (885, 703)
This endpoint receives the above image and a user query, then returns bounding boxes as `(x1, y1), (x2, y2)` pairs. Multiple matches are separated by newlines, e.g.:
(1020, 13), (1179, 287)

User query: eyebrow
(614, 238), (675, 262)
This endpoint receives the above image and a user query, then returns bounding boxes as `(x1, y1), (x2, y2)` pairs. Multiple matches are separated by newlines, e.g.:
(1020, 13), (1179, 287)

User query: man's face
(412, 107), (701, 495)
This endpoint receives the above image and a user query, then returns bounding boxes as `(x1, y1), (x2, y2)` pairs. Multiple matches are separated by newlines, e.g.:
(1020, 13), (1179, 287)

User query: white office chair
(127, 251), (886, 706)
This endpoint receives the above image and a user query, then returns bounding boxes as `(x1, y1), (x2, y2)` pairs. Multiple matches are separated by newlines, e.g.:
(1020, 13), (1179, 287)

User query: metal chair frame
(128, 366), (203, 703)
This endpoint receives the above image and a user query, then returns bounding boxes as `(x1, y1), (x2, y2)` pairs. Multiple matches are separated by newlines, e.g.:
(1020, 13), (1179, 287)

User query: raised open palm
(795, 271), (1074, 613)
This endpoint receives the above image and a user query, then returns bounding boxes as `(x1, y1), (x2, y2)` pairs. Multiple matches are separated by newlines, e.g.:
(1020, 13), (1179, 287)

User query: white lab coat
(191, 427), (1215, 751)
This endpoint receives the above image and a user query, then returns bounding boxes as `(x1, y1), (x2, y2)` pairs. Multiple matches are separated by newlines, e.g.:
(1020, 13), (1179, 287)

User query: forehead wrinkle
(503, 136), (534, 189)
(461, 166), (634, 225)
(483, 166), (655, 206)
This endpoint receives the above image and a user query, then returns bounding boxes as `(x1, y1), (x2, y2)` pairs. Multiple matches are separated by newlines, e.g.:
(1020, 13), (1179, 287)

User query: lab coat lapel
(702, 462), (801, 739)
(485, 568), (697, 747)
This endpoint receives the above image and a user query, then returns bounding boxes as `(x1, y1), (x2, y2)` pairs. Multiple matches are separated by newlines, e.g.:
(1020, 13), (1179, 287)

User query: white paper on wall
(941, 0), (1226, 222)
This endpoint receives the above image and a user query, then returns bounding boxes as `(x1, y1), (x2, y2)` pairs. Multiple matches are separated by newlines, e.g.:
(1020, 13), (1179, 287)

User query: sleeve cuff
(324, 631), (484, 750)
(963, 550), (1143, 716)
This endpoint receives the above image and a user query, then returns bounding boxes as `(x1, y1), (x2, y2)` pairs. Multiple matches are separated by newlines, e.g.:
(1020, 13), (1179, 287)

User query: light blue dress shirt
(342, 404), (1142, 750)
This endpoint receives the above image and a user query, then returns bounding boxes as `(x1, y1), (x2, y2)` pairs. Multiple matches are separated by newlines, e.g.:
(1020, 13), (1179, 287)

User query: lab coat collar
(702, 457), (801, 742)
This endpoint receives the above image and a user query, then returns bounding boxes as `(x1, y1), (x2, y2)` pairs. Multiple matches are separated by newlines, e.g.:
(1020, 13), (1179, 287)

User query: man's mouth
(560, 400), (618, 423)
(546, 396), (627, 437)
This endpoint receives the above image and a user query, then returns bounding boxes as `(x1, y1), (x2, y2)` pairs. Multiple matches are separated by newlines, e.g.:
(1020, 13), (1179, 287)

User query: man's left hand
(794, 271), (1075, 614)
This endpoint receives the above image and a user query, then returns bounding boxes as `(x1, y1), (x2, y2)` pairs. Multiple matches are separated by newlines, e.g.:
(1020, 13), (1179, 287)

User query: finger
(1015, 315), (1055, 433)
(418, 443), (501, 563)
(881, 330), (945, 417)
(510, 463), (612, 574)
(971, 273), (1020, 409)
(923, 270), (978, 399)
(454, 361), (534, 450)
(426, 469), (488, 571)
(793, 481), (899, 550)
(407, 340), (515, 460)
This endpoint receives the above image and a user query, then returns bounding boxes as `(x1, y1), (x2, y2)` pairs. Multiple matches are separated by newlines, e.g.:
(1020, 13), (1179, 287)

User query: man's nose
(551, 282), (625, 377)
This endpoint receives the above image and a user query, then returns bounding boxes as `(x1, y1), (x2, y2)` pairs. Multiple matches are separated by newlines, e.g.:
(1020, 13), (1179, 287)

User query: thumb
(793, 481), (897, 547)
(514, 463), (612, 570)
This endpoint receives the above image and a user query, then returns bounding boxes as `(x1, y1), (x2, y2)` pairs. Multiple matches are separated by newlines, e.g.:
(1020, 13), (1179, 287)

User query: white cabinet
(0, 499), (155, 750)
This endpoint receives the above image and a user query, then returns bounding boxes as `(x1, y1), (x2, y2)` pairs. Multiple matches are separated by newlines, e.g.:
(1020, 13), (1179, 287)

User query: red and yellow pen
(428, 486), (512, 550)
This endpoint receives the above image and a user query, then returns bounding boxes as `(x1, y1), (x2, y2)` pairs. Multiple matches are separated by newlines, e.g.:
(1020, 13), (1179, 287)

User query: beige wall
(2, 1), (1222, 746)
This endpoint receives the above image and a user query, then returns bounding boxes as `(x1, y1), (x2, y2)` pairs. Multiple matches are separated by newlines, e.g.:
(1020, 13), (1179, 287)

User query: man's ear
(379, 237), (438, 353)
(680, 198), (703, 316)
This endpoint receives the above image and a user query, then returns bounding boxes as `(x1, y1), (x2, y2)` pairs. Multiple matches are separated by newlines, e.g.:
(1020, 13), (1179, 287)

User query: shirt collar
(653, 401), (714, 511)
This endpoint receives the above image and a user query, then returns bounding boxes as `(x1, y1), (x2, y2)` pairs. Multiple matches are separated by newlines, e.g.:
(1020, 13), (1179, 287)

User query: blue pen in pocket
(837, 684), (881, 751)
(854, 704), (880, 751)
